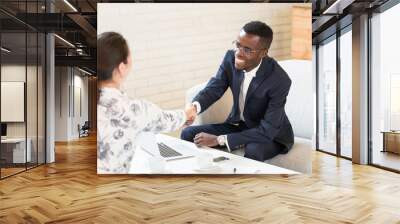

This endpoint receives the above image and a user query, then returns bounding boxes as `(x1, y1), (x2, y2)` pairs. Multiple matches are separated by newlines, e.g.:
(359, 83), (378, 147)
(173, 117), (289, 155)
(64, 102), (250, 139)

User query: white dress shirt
(239, 61), (261, 121)
(192, 60), (262, 151)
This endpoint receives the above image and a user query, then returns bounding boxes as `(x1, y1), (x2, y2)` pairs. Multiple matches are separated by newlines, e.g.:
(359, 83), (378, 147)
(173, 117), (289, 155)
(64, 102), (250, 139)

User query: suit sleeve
(226, 78), (291, 150)
(192, 51), (231, 113)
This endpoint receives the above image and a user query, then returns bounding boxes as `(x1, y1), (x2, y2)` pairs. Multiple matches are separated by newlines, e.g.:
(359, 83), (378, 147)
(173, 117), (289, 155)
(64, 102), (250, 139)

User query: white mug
(196, 152), (214, 169)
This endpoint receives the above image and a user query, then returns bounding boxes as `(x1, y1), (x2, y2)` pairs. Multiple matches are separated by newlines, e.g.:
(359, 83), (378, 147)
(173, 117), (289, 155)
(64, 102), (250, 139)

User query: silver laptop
(137, 132), (194, 161)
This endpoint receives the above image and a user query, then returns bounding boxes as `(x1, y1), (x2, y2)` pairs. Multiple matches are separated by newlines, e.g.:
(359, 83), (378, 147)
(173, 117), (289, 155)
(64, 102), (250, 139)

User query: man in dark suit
(181, 21), (294, 162)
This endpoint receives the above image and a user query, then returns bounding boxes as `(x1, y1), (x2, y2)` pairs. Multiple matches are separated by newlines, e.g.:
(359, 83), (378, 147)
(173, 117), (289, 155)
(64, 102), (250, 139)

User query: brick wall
(98, 3), (311, 109)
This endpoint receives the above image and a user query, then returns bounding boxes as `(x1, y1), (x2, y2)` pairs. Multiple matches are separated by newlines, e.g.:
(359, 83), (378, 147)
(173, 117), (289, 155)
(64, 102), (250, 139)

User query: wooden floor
(0, 167), (26, 178)
(372, 150), (400, 171)
(1, 135), (400, 223)
(1, 163), (44, 178)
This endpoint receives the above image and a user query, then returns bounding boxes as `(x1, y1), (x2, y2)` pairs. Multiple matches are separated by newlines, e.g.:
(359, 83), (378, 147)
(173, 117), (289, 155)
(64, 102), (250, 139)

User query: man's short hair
(242, 21), (273, 50)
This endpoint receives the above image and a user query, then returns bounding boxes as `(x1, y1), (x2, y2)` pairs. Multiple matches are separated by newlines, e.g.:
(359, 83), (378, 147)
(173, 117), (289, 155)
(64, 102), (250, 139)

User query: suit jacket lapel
(245, 58), (271, 104)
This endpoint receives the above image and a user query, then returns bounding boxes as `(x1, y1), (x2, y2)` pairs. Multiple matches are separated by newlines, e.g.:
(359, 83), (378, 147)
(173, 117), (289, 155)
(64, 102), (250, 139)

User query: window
(317, 36), (337, 154)
(370, 2), (400, 171)
(339, 28), (352, 158)
(0, 1), (46, 179)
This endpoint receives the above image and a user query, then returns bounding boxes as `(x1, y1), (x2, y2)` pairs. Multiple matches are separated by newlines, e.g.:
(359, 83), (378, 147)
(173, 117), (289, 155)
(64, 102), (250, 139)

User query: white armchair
(185, 60), (314, 174)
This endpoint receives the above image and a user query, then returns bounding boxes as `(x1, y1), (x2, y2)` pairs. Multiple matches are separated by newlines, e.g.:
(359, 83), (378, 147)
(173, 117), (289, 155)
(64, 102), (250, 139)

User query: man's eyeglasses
(232, 40), (266, 56)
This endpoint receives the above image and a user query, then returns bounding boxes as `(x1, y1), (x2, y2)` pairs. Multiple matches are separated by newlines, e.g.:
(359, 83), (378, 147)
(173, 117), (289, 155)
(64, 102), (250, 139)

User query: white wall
(1, 65), (26, 143)
(1, 65), (35, 138)
(55, 67), (68, 141)
(71, 73), (89, 138)
(54, 67), (89, 141)
(98, 3), (308, 110)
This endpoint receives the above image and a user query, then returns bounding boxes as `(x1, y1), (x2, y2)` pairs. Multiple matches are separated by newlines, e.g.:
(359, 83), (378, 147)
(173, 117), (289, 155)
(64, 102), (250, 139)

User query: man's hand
(194, 132), (219, 147)
(184, 104), (197, 126)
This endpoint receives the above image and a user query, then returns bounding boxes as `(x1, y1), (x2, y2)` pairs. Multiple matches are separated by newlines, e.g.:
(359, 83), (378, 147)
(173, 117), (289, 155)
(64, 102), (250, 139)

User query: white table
(1, 138), (31, 163)
(129, 134), (298, 175)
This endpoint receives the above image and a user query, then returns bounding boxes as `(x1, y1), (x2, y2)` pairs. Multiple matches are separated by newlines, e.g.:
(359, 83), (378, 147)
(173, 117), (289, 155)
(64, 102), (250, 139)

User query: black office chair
(78, 121), (90, 138)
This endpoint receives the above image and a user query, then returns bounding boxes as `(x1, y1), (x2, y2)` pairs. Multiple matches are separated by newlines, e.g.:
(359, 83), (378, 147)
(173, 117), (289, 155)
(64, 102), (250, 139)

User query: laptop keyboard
(157, 143), (182, 158)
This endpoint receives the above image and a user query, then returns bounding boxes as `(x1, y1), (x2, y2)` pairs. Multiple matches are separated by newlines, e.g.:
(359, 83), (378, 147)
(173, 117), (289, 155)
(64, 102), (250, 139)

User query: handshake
(184, 104), (198, 126)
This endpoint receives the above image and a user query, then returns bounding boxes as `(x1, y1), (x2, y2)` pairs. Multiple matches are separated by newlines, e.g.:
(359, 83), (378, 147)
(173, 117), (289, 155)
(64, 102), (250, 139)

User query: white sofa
(185, 60), (314, 174)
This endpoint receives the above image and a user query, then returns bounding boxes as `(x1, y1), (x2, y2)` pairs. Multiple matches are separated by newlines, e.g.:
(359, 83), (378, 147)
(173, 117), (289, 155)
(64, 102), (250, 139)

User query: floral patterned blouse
(97, 87), (186, 174)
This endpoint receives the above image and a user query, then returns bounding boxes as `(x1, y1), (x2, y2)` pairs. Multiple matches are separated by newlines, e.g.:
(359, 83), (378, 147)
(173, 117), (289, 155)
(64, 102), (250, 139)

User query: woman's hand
(184, 104), (197, 126)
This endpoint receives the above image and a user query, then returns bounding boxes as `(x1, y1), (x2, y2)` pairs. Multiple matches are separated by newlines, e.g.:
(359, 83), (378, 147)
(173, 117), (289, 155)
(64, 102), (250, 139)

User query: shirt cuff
(192, 101), (201, 114)
(223, 135), (232, 152)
